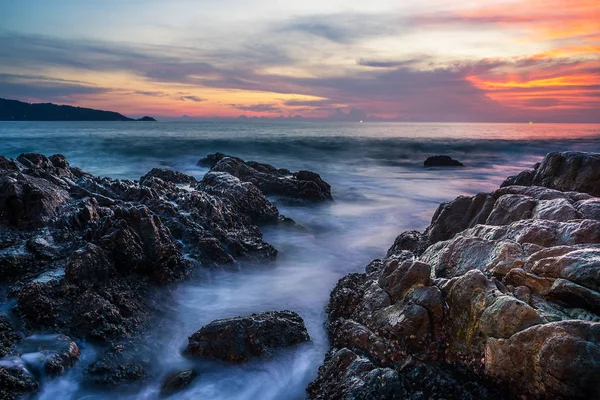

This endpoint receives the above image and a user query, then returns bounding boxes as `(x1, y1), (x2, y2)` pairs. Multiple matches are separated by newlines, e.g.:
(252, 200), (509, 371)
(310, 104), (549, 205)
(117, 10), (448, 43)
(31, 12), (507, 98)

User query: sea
(1, 121), (599, 399)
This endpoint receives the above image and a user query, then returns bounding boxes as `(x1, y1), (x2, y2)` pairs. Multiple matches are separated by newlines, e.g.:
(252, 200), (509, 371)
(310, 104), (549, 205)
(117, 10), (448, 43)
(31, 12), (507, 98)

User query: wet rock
(311, 151), (600, 400)
(140, 168), (198, 186)
(198, 171), (279, 223)
(85, 346), (150, 386)
(160, 369), (198, 397)
(0, 172), (69, 228)
(307, 348), (398, 400)
(0, 365), (38, 400)
(184, 311), (310, 363)
(65, 243), (116, 284)
(501, 168), (536, 187)
(0, 316), (20, 357)
(485, 320), (600, 399)
(532, 151), (600, 196)
(424, 155), (464, 167)
(15, 334), (80, 376)
(200, 153), (333, 201)
(90, 205), (194, 283)
(386, 230), (428, 257)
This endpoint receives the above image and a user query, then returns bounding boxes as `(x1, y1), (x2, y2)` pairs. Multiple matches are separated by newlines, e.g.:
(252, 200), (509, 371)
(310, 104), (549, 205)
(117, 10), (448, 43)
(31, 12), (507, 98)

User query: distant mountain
(0, 98), (156, 121)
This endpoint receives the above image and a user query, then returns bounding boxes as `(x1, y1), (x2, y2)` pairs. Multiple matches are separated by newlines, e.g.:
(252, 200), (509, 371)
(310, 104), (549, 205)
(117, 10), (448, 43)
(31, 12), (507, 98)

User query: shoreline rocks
(309, 151), (600, 400)
(0, 152), (329, 397)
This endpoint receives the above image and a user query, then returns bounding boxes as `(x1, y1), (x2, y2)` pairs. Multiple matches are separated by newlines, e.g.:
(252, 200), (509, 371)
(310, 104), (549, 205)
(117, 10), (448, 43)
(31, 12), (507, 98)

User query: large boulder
(184, 311), (310, 363)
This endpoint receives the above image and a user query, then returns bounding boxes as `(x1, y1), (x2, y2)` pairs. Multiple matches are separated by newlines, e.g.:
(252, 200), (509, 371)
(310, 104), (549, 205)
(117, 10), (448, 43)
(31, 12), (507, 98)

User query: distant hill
(0, 98), (156, 121)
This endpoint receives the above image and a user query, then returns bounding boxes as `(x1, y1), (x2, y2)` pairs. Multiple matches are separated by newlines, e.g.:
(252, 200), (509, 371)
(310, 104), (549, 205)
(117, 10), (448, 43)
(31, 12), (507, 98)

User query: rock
(307, 348), (399, 400)
(184, 311), (310, 362)
(424, 155), (464, 167)
(0, 172), (69, 228)
(485, 321), (600, 399)
(532, 152), (600, 196)
(0, 365), (39, 400)
(307, 348), (504, 400)
(200, 153), (333, 201)
(85, 345), (150, 386)
(140, 168), (197, 186)
(311, 151), (600, 400)
(198, 172), (279, 223)
(65, 243), (116, 284)
(386, 230), (428, 257)
(0, 316), (20, 357)
(501, 169), (535, 187)
(160, 369), (198, 397)
(15, 334), (80, 376)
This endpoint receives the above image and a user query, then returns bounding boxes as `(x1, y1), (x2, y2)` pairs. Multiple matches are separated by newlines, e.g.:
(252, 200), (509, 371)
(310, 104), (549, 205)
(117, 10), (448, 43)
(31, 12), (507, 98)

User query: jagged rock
(199, 153), (333, 201)
(15, 334), (80, 376)
(386, 230), (428, 257)
(424, 155), (464, 167)
(0, 316), (20, 357)
(140, 168), (197, 186)
(307, 348), (399, 400)
(0, 172), (69, 228)
(85, 345), (151, 386)
(0, 365), (39, 400)
(485, 321), (600, 399)
(532, 152), (600, 196)
(160, 369), (198, 397)
(198, 172), (279, 223)
(184, 311), (310, 363)
(310, 151), (600, 400)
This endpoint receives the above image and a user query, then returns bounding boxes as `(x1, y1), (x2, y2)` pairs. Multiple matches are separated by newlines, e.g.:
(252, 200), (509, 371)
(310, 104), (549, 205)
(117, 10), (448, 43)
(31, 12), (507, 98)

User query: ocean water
(1, 121), (600, 399)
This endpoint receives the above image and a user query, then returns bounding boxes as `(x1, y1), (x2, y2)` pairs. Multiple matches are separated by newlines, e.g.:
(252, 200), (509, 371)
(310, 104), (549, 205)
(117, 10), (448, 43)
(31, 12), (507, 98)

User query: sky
(0, 0), (598, 121)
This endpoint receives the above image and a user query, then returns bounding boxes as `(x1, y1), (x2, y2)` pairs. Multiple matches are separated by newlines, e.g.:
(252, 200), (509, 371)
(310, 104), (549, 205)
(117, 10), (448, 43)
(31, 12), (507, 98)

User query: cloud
(230, 103), (281, 113)
(275, 13), (403, 44)
(357, 58), (424, 68)
(180, 95), (205, 102)
(0, 79), (110, 102)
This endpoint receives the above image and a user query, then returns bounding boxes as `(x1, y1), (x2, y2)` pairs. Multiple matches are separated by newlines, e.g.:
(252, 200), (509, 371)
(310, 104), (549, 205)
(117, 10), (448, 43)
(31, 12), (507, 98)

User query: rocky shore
(308, 151), (600, 399)
(0, 152), (324, 399)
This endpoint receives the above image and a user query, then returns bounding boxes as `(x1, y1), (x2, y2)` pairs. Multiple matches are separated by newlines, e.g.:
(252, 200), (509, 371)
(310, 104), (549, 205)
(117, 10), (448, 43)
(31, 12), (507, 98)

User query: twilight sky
(1, 0), (598, 121)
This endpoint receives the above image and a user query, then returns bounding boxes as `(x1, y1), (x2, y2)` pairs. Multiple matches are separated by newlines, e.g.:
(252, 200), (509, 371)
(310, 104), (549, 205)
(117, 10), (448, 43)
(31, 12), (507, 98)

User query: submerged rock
(424, 155), (464, 167)
(160, 369), (198, 397)
(184, 311), (310, 363)
(309, 151), (600, 400)
(199, 153), (333, 201)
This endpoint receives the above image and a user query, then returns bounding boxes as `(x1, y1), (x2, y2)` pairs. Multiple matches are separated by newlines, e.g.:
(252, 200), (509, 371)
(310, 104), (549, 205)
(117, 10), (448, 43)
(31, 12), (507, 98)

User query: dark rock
(386, 230), (428, 257)
(184, 311), (310, 363)
(160, 369), (198, 397)
(0, 316), (20, 357)
(0, 172), (69, 228)
(85, 345), (150, 386)
(424, 155), (464, 167)
(532, 152), (600, 196)
(198, 172), (279, 223)
(0, 365), (38, 400)
(199, 153), (333, 201)
(140, 168), (197, 186)
(15, 334), (80, 376)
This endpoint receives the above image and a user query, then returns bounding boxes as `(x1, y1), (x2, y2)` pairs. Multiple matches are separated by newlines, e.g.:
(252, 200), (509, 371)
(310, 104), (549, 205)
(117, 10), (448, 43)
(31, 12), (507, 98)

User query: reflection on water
(0, 121), (599, 399)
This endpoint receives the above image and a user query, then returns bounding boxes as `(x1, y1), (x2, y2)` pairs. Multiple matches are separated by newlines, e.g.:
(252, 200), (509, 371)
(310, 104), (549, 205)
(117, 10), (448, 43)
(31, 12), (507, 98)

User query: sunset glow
(1, 0), (598, 121)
